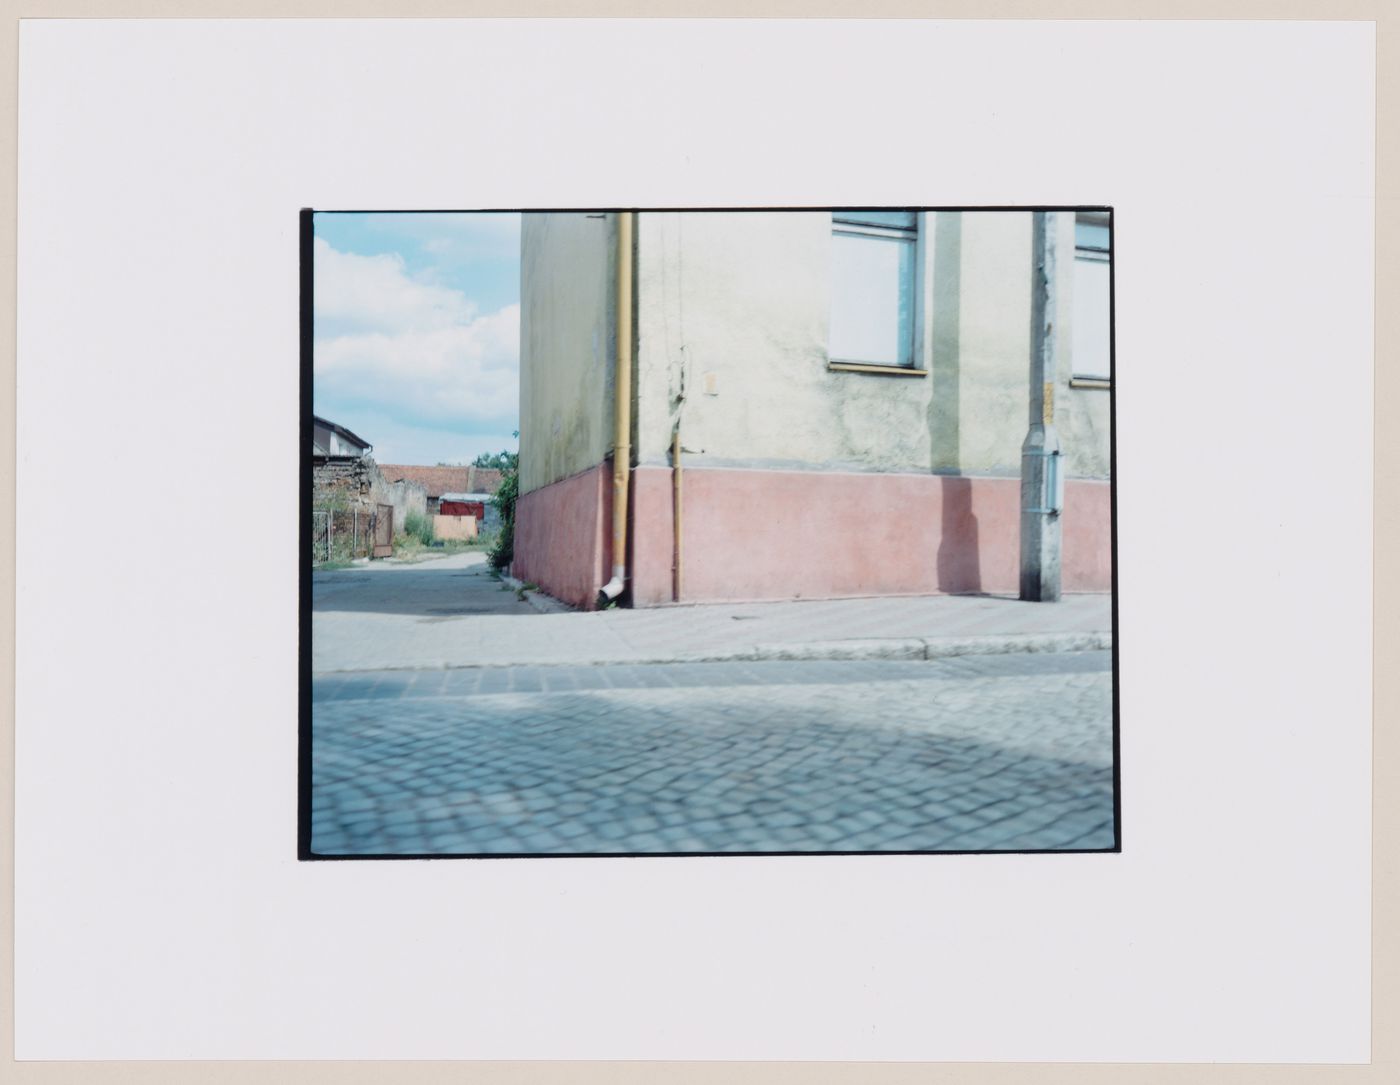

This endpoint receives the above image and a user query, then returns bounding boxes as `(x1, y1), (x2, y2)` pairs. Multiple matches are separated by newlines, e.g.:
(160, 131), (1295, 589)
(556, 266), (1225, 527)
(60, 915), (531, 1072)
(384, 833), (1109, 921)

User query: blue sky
(312, 212), (521, 466)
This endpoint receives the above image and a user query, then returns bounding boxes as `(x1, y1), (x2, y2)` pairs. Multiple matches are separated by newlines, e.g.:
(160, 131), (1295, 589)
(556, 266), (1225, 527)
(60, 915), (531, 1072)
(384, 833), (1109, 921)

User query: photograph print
(304, 207), (1117, 858)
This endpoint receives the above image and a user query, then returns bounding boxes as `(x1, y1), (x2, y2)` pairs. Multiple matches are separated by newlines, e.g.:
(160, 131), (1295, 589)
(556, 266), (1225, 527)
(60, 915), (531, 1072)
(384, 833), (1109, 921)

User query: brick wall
(313, 458), (428, 526)
(313, 458), (375, 509)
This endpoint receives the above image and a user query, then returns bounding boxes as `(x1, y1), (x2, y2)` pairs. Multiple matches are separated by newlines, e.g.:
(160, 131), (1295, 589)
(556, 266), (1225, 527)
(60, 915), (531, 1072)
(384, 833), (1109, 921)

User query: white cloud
(313, 236), (476, 337)
(313, 238), (518, 433)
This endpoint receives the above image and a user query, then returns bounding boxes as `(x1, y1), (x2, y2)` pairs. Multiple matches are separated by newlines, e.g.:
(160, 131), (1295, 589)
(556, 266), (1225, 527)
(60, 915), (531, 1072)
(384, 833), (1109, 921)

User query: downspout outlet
(597, 568), (625, 608)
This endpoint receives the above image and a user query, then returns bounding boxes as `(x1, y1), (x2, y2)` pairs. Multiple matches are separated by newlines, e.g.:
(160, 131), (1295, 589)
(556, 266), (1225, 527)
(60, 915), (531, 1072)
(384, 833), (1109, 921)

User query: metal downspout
(598, 210), (634, 606)
(672, 428), (683, 601)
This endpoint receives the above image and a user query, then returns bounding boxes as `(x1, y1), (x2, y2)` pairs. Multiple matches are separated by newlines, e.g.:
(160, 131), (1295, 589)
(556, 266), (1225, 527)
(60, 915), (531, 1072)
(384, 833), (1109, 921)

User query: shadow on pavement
(312, 556), (539, 618)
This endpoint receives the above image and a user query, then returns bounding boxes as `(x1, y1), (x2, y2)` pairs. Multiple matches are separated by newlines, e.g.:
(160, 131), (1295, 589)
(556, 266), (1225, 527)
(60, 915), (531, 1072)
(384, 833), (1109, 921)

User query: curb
(315, 631), (1112, 674)
(498, 574), (573, 615)
(731, 631), (1110, 664)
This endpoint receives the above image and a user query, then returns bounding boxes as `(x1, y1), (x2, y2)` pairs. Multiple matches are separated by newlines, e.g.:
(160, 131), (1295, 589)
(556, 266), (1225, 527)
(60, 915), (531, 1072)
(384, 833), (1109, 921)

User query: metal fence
(312, 507), (381, 564)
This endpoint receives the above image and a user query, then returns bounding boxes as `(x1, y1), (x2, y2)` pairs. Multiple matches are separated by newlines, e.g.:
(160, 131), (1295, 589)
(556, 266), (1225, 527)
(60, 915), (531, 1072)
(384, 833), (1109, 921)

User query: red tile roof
(377, 464), (506, 498)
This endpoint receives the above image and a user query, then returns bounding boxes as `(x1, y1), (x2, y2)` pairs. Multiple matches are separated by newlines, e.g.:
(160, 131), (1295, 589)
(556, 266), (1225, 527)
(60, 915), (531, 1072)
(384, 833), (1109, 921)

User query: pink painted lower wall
(512, 461), (612, 610)
(516, 462), (1112, 609)
(629, 466), (1112, 607)
(1061, 480), (1113, 593)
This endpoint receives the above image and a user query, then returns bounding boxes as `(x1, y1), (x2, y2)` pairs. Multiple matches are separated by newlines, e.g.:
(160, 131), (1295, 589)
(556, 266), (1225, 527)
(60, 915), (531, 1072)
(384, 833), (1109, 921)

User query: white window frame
(828, 210), (930, 375)
(1071, 210), (1112, 386)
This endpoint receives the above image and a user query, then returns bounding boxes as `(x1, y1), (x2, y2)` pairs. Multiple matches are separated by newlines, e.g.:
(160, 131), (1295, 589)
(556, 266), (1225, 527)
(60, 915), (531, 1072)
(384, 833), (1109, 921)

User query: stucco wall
(1057, 211), (1112, 480)
(633, 210), (1110, 481)
(515, 209), (1112, 609)
(629, 465), (1111, 606)
(1060, 382), (1112, 479)
(933, 211), (1030, 476)
(636, 211), (932, 473)
(368, 472), (428, 532)
(511, 461), (613, 610)
(432, 515), (477, 540)
(519, 213), (616, 495)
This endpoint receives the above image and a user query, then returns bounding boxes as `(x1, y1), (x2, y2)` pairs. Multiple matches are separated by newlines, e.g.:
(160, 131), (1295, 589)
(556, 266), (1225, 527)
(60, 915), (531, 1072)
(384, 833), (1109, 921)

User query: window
(1072, 211), (1112, 383)
(829, 210), (921, 370)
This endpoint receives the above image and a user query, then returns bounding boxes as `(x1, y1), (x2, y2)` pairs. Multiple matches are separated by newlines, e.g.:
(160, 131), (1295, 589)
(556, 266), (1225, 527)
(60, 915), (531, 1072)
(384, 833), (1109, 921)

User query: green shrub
(403, 509), (434, 546)
(488, 468), (518, 571)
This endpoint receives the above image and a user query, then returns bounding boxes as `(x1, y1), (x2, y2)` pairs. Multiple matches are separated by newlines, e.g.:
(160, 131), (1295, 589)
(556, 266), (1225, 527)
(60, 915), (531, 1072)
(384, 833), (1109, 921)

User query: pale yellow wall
(432, 515), (477, 540)
(1061, 381), (1113, 479)
(931, 211), (1031, 476)
(521, 210), (1111, 490)
(635, 211), (934, 473)
(1055, 212), (1113, 479)
(518, 213), (616, 495)
(632, 210), (1111, 480)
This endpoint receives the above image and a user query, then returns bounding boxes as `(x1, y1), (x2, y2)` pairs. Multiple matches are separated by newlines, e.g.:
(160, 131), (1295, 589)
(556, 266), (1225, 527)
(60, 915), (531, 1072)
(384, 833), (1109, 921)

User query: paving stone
(311, 657), (1114, 856)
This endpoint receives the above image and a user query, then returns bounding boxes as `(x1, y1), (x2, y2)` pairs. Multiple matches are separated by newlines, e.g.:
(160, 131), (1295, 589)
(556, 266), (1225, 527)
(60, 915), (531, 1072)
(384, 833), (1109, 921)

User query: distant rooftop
(378, 464), (505, 498)
(312, 415), (371, 457)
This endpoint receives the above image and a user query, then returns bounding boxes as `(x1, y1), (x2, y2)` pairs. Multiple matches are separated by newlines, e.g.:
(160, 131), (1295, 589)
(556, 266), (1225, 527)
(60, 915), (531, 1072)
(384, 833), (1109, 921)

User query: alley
(310, 650), (1115, 856)
(312, 550), (535, 619)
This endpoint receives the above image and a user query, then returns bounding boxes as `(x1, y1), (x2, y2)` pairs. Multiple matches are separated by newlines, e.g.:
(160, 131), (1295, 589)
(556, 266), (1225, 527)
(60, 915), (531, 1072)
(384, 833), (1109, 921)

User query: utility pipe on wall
(598, 210), (634, 606)
(672, 428), (683, 602)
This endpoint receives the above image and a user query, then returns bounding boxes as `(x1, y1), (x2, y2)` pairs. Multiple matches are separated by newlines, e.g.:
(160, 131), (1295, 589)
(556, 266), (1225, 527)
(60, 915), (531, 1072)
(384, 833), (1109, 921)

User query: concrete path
(313, 550), (536, 621)
(311, 651), (1115, 856)
(313, 552), (1112, 672)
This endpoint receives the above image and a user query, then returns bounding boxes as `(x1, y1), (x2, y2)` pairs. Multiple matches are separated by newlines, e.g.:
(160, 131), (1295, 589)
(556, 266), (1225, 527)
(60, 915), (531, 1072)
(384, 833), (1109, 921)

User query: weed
(403, 509), (434, 547)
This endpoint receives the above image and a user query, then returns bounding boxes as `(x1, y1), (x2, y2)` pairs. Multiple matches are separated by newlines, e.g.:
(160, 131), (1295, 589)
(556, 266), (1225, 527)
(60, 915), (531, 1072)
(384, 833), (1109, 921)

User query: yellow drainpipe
(598, 210), (634, 606)
(672, 427), (683, 602)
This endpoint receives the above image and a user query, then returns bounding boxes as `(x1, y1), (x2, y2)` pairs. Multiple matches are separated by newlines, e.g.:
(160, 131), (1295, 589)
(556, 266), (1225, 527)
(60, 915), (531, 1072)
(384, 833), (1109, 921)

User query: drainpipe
(598, 210), (634, 607)
(672, 427), (683, 601)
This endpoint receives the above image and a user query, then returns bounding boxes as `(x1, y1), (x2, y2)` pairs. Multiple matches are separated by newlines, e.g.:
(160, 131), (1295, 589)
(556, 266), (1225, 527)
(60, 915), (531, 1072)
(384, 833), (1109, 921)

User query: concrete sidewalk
(313, 574), (1113, 673)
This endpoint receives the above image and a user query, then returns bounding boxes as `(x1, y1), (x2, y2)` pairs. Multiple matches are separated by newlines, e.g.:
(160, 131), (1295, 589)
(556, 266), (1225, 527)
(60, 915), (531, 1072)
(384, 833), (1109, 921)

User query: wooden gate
(372, 503), (394, 558)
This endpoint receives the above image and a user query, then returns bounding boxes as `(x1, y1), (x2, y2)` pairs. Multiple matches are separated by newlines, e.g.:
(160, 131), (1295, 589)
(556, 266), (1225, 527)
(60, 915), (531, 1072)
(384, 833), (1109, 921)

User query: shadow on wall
(936, 476), (982, 593)
(929, 210), (961, 474)
(930, 212), (983, 594)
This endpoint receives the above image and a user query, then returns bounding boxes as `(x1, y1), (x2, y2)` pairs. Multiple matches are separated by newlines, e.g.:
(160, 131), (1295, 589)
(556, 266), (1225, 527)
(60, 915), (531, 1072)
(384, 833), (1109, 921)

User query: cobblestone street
(311, 650), (1115, 856)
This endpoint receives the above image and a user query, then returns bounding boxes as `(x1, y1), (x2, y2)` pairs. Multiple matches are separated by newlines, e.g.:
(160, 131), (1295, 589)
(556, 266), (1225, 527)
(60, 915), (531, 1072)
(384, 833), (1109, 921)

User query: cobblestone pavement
(310, 652), (1115, 856)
